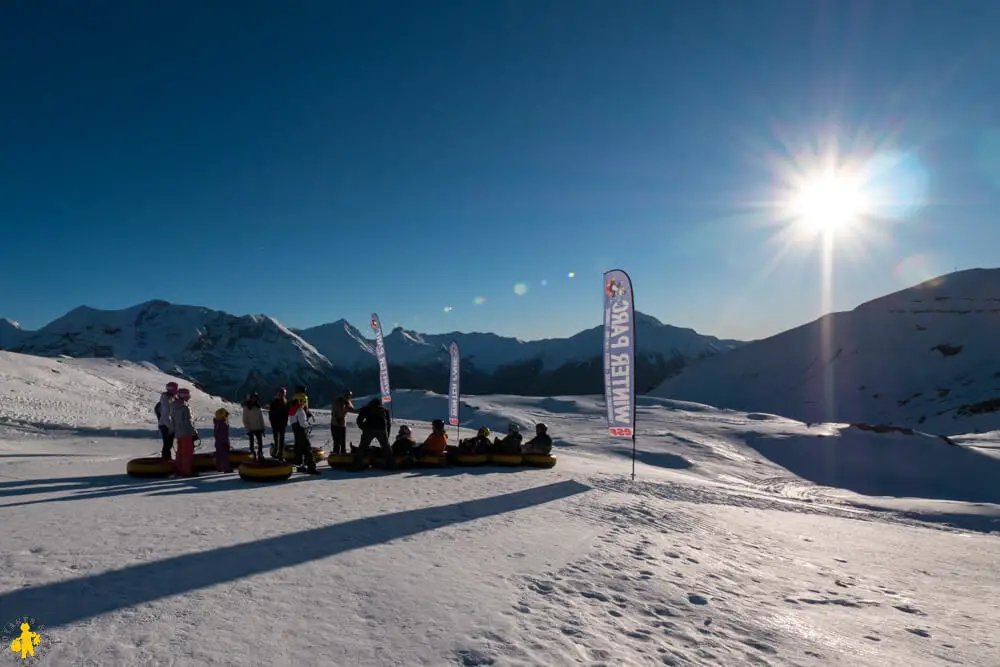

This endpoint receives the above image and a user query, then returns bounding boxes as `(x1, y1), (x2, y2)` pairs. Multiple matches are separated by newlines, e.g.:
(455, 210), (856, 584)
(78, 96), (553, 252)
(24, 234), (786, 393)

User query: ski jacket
(268, 398), (288, 426)
(290, 405), (309, 430)
(242, 403), (266, 432)
(157, 393), (174, 431)
(357, 403), (390, 432)
(213, 419), (230, 447)
(522, 433), (553, 455)
(422, 431), (448, 455)
(460, 435), (491, 454)
(170, 401), (198, 438)
(493, 433), (523, 454)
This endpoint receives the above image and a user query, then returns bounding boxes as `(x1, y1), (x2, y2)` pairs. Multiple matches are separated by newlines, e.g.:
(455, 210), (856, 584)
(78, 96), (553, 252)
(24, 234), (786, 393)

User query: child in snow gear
(417, 419), (449, 456)
(171, 387), (198, 476)
(493, 423), (523, 454)
(293, 386), (315, 423)
(353, 397), (392, 470)
(522, 423), (553, 455)
(213, 408), (232, 473)
(392, 424), (418, 456)
(268, 388), (288, 457)
(459, 426), (492, 454)
(289, 398), (319, 474)
(332, 389), (356, 455)
(156, 382), (178, 459)
(242, 392), (267, 461)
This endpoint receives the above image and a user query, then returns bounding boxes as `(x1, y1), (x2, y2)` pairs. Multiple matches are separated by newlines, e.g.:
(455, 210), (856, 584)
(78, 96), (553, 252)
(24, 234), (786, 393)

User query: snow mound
(0, 350), (230, 436)
(653, 268), (1000, 435)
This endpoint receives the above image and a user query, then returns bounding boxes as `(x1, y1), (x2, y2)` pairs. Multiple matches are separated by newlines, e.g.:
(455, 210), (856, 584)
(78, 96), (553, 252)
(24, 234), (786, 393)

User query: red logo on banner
(608, 427), (633, 437)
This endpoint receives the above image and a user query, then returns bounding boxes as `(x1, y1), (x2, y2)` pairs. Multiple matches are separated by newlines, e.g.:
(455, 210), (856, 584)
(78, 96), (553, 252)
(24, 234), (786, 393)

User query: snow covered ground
(1, 350), (999, 665)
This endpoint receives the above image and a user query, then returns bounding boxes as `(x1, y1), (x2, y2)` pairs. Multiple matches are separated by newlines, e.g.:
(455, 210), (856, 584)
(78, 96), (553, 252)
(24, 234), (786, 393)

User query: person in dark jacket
(289, 398), (319, 474)
(522, 423), (553, 455)
(392, 424), (418, 456)
(492, 423), (524, 454)
(268, 388), (288, 457)
(458, 426), (492, 455)
(352, 398), (392, 469)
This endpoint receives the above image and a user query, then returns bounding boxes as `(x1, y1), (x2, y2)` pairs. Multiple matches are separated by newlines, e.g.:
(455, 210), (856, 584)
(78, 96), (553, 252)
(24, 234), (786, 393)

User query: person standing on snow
(352, 397), (392, 470)
(331, 389), (356, 455)
(170, 387), (199, 476)
(213, 408), (233, 473)
(289, 398), (319, 474)
(155, 382), (178, 459)
(268, 388), (288, 458)
(242, 392), (267, 461)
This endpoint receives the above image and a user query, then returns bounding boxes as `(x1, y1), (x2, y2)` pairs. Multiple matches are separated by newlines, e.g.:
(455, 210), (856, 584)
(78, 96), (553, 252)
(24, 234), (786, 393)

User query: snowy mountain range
(2, 301), (742, 405)
(653, 268), (1000, 434)
(0, 318), (25, 350)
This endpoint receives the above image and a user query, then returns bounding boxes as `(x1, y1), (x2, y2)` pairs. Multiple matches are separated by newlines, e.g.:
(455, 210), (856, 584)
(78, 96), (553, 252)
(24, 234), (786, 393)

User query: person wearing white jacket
(155, 382), (178, 459)
(289, 398), (319, 474)
(242, 393), (267, 461)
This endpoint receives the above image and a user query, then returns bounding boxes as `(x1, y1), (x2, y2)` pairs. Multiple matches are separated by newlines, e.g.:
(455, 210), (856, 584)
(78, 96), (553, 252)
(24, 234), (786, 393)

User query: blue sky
(2, 1), (999, 341)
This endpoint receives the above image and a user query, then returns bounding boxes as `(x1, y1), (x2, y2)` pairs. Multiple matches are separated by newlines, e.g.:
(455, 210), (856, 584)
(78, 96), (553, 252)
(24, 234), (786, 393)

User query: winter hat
(176, 387), (191, 401)
(166, 382), (178, 394)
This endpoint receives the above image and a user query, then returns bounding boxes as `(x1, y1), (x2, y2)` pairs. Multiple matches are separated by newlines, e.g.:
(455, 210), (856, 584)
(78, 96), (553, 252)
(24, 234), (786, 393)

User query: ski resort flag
(603, 269), (635, 438)
(448, 341), (461, 426)
(370, 312), (392, 403)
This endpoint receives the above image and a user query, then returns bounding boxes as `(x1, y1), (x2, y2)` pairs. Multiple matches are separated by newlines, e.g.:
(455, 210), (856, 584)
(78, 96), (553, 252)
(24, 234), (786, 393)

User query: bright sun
(786, 170), (869, 235)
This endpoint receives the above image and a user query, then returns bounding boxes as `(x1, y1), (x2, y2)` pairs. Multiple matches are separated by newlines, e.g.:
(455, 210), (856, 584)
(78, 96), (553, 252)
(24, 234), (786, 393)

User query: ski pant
(270, 421), (286, 452)
(159, 425), (175, 459)
(354, 429), (392, 469)
(248, 430), (265, 459)
(292, 423), (316, 472)
(175, 436), (195, 476)
(331, 424), (347, 455)
(214, 442), (232, 473)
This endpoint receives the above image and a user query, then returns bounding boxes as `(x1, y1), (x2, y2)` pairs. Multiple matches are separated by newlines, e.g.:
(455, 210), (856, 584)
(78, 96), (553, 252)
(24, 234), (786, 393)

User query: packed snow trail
(1, 354), (998, 665)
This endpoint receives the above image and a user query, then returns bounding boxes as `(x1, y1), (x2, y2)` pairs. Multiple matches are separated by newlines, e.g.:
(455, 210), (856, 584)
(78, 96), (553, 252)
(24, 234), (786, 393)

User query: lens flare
(567, 272), (576, 278)
(443, 306), (453, 313)
(473, 296), (486, 305)
(513, 283), (528, 296)
(540, 279), (548, 286)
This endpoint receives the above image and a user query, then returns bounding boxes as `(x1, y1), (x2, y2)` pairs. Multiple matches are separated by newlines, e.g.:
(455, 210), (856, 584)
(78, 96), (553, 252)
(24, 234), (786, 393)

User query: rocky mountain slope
(6, 302), (740, 404)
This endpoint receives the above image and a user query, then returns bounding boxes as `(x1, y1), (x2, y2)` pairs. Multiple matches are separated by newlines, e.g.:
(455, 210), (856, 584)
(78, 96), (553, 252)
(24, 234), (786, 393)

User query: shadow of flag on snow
(0, 480), (590, 629)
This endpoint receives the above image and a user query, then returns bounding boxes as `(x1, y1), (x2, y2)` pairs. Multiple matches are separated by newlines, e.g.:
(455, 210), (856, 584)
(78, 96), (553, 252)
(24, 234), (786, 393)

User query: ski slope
(1, 351), (999, 665)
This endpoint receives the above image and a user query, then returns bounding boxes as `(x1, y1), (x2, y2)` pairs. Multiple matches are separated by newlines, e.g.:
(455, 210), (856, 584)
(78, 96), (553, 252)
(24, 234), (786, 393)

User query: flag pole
(631, 278), (637, 482)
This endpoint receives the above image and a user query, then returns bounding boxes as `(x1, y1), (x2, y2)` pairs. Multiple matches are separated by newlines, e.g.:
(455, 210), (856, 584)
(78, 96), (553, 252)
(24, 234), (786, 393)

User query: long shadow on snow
(0, 480), (591, 629)
(0, 471), (316, 509)
(746, 432), (1000, 504)
(611, 448), (692, 470)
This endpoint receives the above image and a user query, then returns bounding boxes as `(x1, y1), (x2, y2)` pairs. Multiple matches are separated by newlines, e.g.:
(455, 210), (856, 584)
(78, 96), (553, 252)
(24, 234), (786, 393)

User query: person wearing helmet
(493, 423), (524, 454)
(170, 387), (199, 476)
(268, 388), (289, 458)
(242, 392), (267, 461)
(293, 386), (315, 423)
(213, 407), (233, 473)
(522, 423), (553, 455)
(289, 397), (319, 474)
(392, 424), (418, 457)
(332, 389), (356, 455)
(155, 382), (178, 460)
(352, 397), (393, 470)
(416, 418), (449, 457)
(459, 426), (492, 454)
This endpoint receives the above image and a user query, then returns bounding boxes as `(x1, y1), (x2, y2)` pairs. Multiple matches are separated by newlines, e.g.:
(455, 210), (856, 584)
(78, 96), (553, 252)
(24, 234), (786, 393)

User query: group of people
(155, 383), (321, 476)
(154, 383), (554, 477)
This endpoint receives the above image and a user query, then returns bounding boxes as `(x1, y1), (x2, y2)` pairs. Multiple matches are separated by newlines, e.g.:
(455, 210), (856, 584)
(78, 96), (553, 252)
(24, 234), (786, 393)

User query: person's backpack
(154, 401), (162, 420)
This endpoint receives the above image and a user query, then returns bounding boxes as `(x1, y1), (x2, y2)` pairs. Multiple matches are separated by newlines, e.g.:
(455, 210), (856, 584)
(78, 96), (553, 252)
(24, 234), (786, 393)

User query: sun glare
(787, 170), (868, 235)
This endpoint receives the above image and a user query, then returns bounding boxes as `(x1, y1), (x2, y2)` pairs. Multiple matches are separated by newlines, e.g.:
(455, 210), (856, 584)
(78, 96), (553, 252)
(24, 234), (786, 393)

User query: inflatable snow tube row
(489, 453), (523, 466)
(193, 453), (217, 471)
(229, 449), (253, 465)
(281, 446), (326, 464)
(327, 453), (355, 468)
(523, 454), (557, 468)
(238, 459), (294, 482)
(126, 457), (174, 478)
(455, 453), (490, 466)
